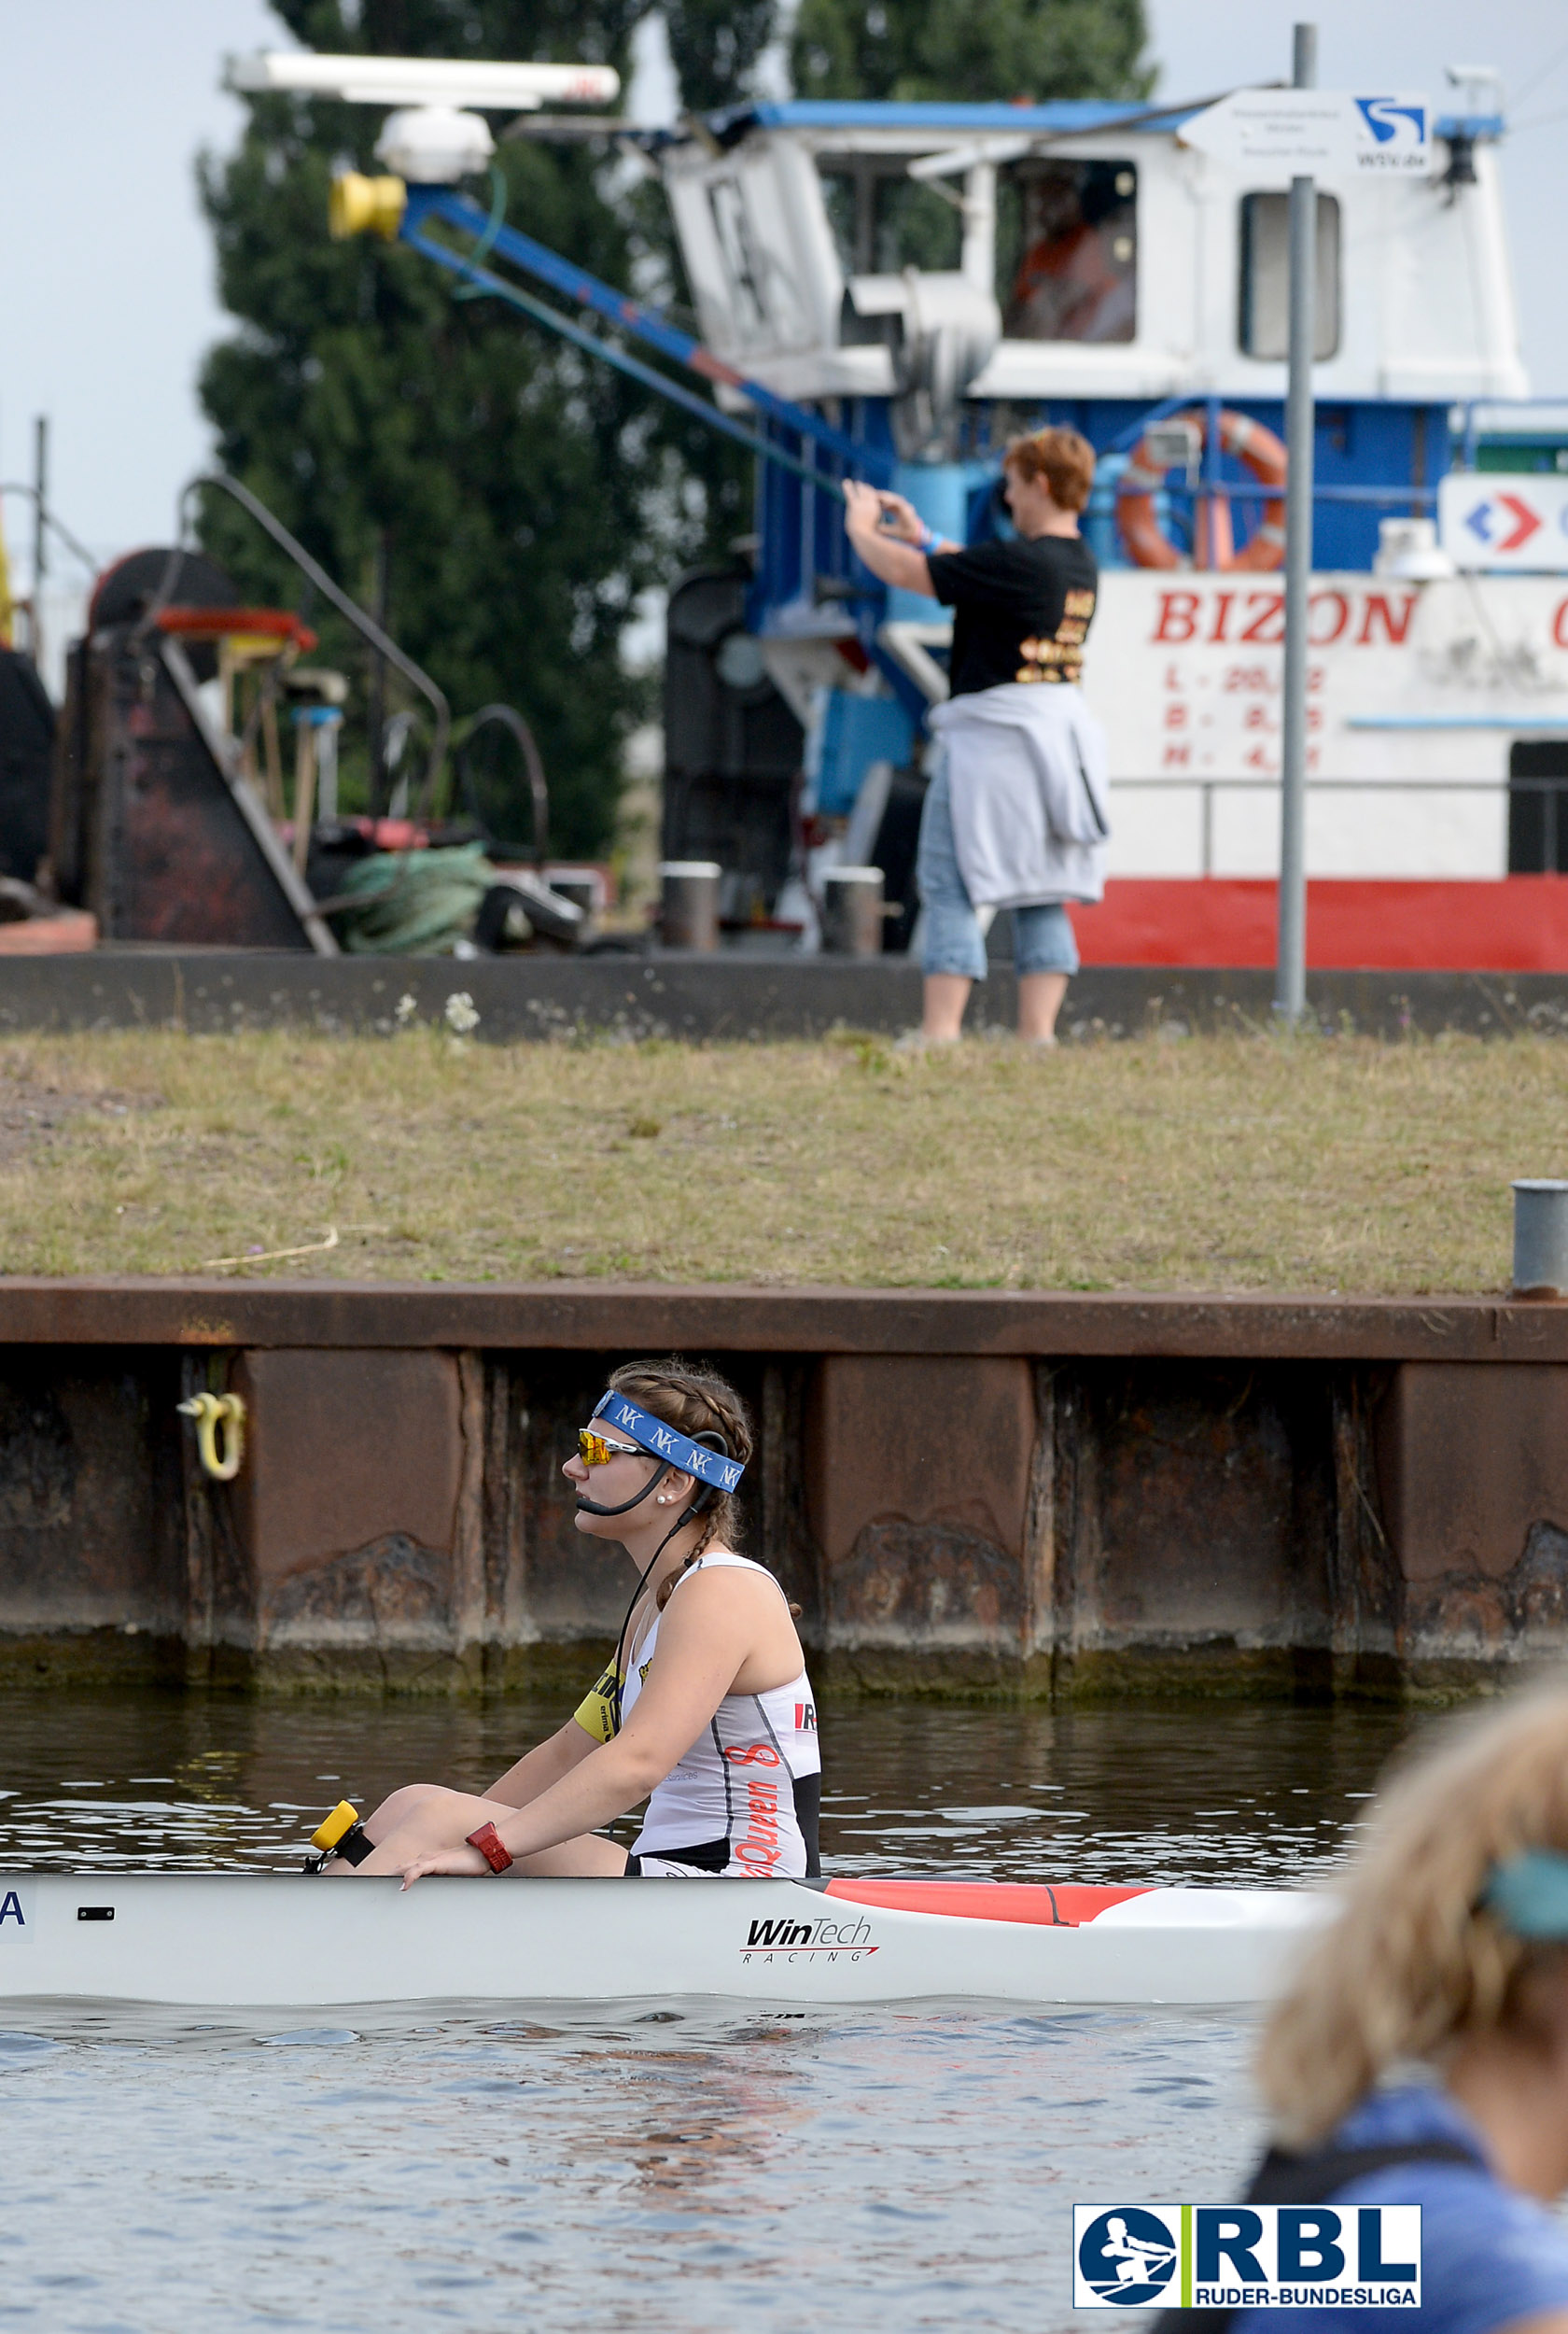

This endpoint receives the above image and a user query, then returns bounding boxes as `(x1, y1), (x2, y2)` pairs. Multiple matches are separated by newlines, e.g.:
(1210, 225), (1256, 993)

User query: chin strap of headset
(574, 1462), (672, 1519)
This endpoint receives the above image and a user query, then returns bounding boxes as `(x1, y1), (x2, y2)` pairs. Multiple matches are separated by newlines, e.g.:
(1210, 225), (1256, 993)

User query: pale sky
(3, 0), (1567, 593)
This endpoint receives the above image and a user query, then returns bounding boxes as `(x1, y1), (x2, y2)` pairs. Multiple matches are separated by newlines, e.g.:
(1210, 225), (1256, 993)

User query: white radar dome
(373, 105), (495, 183)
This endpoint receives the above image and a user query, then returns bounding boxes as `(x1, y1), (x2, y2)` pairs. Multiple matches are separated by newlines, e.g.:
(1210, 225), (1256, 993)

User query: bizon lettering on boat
(740, 1912), (876, 1964)
(1072, 2201), (1423, 2309)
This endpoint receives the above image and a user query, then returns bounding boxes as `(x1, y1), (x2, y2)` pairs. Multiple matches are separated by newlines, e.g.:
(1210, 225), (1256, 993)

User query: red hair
(1004, 426), (1096, 513)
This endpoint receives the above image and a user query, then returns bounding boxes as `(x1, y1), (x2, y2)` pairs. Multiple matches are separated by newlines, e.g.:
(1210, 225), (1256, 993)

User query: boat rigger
(0, 1873), (1324, 2009)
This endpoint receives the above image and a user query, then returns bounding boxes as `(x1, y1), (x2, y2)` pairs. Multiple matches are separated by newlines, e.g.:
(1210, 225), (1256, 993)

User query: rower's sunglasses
(577, 1428), (644, 1468)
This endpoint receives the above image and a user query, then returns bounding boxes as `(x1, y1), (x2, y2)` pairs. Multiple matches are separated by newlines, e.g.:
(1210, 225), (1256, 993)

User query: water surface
(0, 1693), (1419, 2330)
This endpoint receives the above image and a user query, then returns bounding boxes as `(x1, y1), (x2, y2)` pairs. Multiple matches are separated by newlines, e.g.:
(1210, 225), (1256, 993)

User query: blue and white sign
(1438, 472), (1568, 571)
(1072, 2202), (1423, 2310)
(1181, 91), (1434, 177)
(1351, 98), (1434, 172)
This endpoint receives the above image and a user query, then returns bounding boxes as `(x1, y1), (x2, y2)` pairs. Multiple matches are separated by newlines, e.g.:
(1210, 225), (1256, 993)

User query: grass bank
(0, 1024), (1559, 1292)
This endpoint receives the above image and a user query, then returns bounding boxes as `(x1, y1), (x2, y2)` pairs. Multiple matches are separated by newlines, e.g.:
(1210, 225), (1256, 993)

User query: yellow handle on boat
(176, 1391), (246, 1482)
(311, 1801), (362, 1854)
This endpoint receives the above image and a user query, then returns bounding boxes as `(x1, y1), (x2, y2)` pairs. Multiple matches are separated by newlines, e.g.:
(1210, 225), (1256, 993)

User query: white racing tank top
(621, 1553), (821, 1877)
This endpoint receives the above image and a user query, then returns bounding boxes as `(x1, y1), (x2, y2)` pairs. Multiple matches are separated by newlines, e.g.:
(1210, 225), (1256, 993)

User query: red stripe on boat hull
(822, 1879), (1152, 1927)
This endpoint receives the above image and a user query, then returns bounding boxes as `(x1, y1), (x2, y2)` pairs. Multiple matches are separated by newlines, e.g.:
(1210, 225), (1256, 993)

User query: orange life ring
(1117, 409), (1288, 572)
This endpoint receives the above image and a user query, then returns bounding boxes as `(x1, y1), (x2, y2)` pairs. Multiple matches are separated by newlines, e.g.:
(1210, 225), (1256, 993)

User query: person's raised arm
(842, 481), (955, 598)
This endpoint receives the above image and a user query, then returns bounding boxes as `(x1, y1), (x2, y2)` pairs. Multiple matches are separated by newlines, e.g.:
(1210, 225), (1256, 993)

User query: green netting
(333, 843), (497, 956)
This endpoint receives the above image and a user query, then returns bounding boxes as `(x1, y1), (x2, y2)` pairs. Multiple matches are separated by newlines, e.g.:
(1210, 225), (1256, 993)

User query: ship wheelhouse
(661, 94), (1525, 562)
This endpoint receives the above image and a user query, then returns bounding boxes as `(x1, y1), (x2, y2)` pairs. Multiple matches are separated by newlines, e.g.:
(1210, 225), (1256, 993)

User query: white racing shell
(0, 1874), (1329, 2010)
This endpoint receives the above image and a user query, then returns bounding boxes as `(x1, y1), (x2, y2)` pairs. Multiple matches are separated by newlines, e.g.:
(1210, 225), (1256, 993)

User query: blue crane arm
(399, 184), (893, 488)
(400, 210), (849, 498)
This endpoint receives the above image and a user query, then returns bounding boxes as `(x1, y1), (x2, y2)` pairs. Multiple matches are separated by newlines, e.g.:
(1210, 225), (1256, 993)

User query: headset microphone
(575, 1462), (671, 1519)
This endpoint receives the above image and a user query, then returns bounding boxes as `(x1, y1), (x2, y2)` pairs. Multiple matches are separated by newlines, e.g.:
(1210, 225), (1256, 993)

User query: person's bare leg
(922, 973), (971, 1040)
(1017, 972), (1069, 1045)
(325, 1785), (625, 1877)
(507, 1835), (629, 1876)
(359, 1783), (448, 1843)
(323, 1785), (507, 1875)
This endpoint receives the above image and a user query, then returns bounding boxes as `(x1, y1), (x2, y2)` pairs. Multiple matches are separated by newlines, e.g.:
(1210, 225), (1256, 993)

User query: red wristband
(465, 1821), (513, 1874)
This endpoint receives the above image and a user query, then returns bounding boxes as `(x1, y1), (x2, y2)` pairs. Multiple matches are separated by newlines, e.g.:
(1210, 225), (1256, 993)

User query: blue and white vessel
(248, 49), (1568, 964)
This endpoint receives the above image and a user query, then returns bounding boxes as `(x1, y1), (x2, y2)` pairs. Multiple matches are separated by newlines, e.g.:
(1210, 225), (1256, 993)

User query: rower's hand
(398, 1844), (492, 1890)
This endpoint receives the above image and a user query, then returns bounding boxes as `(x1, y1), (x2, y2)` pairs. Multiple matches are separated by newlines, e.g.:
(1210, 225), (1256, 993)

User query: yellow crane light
(329, 171), (407, 241)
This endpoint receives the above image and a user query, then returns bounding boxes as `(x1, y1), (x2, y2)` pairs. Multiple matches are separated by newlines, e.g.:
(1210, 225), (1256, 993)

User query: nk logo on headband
(595, 1394), (747, 1492)
(1072, 2203), (1422, 2310)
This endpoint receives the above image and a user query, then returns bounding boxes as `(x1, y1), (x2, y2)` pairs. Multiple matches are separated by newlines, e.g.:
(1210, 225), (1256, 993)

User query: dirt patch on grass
(0, 1061), (151, 1165)
(0, 1025), (1558, 1292)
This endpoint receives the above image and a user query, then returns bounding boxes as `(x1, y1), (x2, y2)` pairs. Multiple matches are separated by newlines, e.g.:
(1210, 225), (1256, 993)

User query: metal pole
(1275, 21), (1317, 1021)
(367, 528), (389, 815)
(31, 416), (47, 676)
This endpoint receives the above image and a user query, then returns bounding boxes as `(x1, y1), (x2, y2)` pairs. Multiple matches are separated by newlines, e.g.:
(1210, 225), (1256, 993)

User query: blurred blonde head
(1259, 1681), (1568, 2149)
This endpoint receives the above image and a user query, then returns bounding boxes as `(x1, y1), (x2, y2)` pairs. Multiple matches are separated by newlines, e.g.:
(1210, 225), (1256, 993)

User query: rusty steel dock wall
(3, 1284), (1567, 1699)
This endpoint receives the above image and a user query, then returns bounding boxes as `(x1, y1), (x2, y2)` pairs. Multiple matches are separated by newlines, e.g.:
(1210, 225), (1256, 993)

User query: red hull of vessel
(1070, 876), (1568, 973)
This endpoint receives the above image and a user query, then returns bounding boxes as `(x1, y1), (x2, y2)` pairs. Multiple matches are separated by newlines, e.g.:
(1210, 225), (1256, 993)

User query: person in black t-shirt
(927, 525), (1099, 699)
(843, 427), (1101, 1047)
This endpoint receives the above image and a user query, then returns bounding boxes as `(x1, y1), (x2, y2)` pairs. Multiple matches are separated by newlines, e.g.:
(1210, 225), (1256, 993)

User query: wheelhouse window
(995, 159), (1137, 343)
(819, 162), (962, 277)
(1239, 191), (1341, 360)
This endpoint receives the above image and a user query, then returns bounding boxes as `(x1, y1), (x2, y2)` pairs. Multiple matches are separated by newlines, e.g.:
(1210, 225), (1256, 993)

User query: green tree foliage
(791, 0), (1151, 105)
(664, 0), (777, 115)
(199, 0), (735, 853)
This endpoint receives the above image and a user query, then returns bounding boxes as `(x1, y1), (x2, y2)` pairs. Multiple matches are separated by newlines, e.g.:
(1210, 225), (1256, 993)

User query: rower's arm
(400, 1573), (768, 1877)
(390, 1573), (786, 1884)
(485, 1573), (771, 1846)
(483, 1719), (597, 1808)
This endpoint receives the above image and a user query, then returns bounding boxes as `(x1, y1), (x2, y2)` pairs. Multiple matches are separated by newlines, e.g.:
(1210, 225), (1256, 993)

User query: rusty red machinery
(33, 475), (576, 955)
(51, 547), (336, 951)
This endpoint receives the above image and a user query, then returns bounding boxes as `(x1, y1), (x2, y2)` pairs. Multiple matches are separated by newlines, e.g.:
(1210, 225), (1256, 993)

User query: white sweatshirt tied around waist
(927, 681), (1112, 910)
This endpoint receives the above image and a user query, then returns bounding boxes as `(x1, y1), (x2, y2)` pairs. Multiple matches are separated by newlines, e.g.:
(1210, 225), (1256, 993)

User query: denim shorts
(915, 761), (1080, 982)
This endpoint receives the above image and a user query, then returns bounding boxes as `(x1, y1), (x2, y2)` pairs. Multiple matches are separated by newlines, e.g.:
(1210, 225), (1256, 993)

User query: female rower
(1162, 1683), (1568, 2331)
(312, 1359), (819, 1884)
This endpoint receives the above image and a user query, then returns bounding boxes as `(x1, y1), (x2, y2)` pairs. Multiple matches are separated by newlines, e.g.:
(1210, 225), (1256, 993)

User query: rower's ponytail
(1257, 1682), (1568, 2148)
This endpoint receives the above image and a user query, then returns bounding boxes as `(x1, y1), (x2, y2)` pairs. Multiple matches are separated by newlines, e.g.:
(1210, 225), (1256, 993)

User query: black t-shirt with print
(926, 532), (1099, 698)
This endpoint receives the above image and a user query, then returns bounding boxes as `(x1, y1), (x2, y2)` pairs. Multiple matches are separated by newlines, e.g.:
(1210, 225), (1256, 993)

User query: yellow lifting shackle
(176, 1391), (246, 1483)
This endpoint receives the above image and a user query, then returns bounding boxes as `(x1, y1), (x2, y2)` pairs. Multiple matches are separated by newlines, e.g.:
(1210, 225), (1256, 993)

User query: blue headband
(1482, 1850), (1568, 1939)
(592, 1391), (746, 1494)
